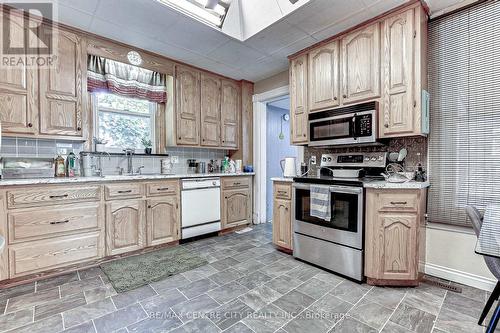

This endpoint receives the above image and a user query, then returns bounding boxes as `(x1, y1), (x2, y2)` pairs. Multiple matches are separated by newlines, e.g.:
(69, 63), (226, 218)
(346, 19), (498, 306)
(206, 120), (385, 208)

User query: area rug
(100, 247), (208, 292)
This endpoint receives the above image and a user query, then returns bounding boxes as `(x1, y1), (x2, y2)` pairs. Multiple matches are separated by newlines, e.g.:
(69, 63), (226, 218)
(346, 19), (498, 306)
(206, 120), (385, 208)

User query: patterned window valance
(87, 55), (167, 104)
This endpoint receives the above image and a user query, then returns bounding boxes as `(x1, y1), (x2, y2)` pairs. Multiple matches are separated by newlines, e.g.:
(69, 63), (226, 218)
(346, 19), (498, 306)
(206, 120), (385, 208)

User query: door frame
(252, 85), (304, 224)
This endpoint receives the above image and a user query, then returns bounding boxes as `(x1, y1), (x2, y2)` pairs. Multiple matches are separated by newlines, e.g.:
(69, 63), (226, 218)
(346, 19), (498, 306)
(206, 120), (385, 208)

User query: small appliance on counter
(1, 157), (55, 179)
(161, 157), (173, 174)
(280, 157), (297, 178)
(187, 159), (197, 174)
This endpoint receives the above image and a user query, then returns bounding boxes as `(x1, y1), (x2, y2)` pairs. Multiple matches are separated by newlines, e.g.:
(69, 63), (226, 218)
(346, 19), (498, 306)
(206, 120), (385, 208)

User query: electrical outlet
(310, 156), (317, 165)
(171, 156), (179, 164)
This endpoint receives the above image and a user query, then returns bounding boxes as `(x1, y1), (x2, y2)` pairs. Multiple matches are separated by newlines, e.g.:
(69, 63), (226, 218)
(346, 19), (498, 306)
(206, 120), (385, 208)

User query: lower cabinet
(105, 199), (146, 256)
(272, 181), (293, 251)
(221, 177), (253, 229)
(364, 188), (426, 286)
(146, 196), (180, 246)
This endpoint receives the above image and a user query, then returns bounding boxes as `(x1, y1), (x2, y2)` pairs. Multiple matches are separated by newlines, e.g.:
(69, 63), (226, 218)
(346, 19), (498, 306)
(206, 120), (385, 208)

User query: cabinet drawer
(222, 177), (251, 189)
(377, 191), (419, 212)
(8, 203), (101, 244)
(274, 183), (292, 200)
(146, 181), (179, 197)
(7, 186), (100, 209)
(105, 183), (144, 200)
(9, 232), (102, 278)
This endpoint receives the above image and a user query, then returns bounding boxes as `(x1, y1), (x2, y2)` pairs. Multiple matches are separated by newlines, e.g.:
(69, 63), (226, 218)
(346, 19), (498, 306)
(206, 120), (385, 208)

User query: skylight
(157, 0), (231, 28)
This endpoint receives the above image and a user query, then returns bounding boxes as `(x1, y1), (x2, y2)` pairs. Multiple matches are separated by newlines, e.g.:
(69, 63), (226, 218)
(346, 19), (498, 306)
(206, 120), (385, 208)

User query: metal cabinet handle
(333, 96), (337, 101)
(28, 123), (33, 127)
(234, 182), (241, 185)
(157, 187), (170, 191)
(50, 220), (69, 225)
(118, 190), (132, 194)
(278, 190), (287, 194)
(147, 205), (152, 208)
(343, 94), (347, 98)
(390, 201), (408, 205)
(49, 194), (68, 199)
(384, 124), (389, 128)
(77, 126), (82, 131)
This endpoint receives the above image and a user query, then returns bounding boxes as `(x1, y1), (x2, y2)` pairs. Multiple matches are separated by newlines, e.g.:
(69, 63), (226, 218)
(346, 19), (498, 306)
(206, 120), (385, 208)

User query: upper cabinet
(200, 73), (221, 147)
(308, 41), (340, 112)
(290, 54), (308, 144)
(39, 29), (85, 137)
(175, 65), (201, 146)
(341, 23), (381, 105)
(220, 79), (240, 149)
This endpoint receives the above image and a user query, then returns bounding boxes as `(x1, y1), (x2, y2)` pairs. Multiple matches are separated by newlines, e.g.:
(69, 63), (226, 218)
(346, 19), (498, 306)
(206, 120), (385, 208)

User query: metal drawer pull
(49, 194), (68, 199)
(278, 190), (287, 194)
(50, 220), (69, 225)
(390, 201), (408, 205)
(117, 190), (132, 194)
(157, 187), (170, 191)
(233, 182), (241, 185)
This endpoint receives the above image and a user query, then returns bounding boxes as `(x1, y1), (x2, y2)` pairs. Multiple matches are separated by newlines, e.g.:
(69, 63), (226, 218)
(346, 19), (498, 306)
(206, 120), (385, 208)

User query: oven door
(293, 183), (363, 249)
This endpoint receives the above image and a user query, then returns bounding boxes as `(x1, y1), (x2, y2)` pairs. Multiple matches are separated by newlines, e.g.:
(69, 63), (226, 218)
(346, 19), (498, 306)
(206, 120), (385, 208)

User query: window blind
(428, 0), (500, 227)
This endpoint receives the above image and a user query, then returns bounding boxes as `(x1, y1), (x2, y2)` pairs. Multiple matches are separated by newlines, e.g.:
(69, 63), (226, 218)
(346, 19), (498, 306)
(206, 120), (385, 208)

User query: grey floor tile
(7, 314), (63, 333)
(296, 277), (337, 300)
(207, 281), (249, 304)
(63, 298), (116, 328)
(171, 294), (220, 322)
(83, 284), (117, 304)
(286, 265), (322, 282)
(390, 302), (436, 333)
(60, 277), (104, 298)
(265, 275), (303, 294)
(330, 280), (371, 304)
(232, 252), (254, 263)
(150, 274), (190, 293)
(256, 252), (287, 265)
(140, 288), (187, 313)
(209, 268), (245, 285)
(233, 259), (265, 274)
(36, 272), (79, 291)
(231, 243), (256, 253)
(242, 304), (290, 333)
(207, 299), (253, 330)
(60, 321), (96, 333)
(170, 318), (221, 333)
(314, 272), (344, 286)
(182, 265), (219, 282)
(381, 321), (414, 332)
(6, 287), (60, 313)
(178, 278), (220, 299)
(238, 285), (282, 311)
(329, 316), (377, 332)
(237, 271), (273, 290)
(349, 298), (393, 330)
(434, 307), (484, 333)
(127, 309), (183, 333)
(211, 258), (241, 271)
(34, 292), (86, 321)
(309, 294), (352, 323)
(278, 257), (302, 269)
(212, 249), (239, 260)
(249, 246), (274, 257)
(449, 283), (487, 303)
(0, 283), (34, 302)
(365, 287), (406, 310)
(258, 261), (292, 278)
(222, 321), (253, 333)
(442, 291), (484, 319)
(93, 303), (147, 333)
(416, 281), (447, 298)
(272, 290), (315, 315)
(404, 289), (443, 316)
(284, 309), (334, 333)
(111, 285), (157, 309)
(0, 308), (33, 332)
(78, 267), (105, 280)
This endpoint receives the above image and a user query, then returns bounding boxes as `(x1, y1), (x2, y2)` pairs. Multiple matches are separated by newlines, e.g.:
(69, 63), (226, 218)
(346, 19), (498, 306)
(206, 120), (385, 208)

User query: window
(94, 93), (156, 153)
(428, 0), (500, 227)
(156, 0), (231, 27)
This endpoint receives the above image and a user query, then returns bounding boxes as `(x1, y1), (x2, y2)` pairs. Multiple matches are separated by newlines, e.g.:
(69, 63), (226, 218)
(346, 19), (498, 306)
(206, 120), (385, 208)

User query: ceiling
(51, 0), (468, 82)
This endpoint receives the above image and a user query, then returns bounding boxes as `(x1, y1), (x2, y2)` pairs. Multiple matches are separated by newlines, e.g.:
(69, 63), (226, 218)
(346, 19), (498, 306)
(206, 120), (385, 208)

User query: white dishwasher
(181, 177), (221, 239)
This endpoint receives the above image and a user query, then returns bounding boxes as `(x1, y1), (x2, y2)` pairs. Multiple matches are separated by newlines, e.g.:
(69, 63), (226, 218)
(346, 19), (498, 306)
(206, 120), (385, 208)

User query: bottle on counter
(222, 156), (230, 173)
(66, 151), (76, 177)
(55, 154), (66, 177)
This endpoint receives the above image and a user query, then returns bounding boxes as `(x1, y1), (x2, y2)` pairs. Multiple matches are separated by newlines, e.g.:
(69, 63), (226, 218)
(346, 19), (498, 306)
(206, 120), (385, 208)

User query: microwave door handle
(351, 115), (358, 139)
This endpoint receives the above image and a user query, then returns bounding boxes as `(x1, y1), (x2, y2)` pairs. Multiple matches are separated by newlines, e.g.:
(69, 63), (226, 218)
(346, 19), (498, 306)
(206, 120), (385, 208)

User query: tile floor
(0, 224), (495, 333)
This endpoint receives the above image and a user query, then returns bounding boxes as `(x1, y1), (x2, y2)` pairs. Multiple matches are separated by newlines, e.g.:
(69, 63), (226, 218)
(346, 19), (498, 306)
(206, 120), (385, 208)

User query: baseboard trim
(425, 262), (496, 291)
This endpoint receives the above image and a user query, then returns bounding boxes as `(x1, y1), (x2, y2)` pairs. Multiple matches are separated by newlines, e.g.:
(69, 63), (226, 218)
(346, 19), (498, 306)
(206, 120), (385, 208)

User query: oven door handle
(329, 185), (363, 194)
(292, 183), (310, 190)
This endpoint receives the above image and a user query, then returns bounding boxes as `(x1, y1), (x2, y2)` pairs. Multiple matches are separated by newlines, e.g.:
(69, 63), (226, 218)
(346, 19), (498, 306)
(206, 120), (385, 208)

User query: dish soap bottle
(55, 154), (66, 177)
(66, 151), (76, 177)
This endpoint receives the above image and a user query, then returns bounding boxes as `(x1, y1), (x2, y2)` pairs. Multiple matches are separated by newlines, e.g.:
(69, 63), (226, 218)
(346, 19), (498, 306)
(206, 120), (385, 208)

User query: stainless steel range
(292, 152), (387, 282)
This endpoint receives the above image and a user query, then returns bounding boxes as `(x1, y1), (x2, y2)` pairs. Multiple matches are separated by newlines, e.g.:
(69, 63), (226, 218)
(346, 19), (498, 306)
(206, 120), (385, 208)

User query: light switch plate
(171, 156), (179, 164)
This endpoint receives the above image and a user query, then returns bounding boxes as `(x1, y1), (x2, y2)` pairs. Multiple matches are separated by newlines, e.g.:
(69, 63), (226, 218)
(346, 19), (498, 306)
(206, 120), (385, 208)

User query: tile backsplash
(0, 137), (84, 158)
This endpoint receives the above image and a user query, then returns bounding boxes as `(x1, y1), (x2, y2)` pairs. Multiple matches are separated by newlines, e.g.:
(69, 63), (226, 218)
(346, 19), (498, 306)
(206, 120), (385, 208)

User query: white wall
(425, 223), (496, 291)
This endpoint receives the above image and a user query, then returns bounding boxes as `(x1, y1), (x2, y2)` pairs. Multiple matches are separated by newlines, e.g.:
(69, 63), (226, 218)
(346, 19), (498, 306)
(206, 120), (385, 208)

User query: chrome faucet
(123, 148), (134, 174)
(94, 152), (111, 177)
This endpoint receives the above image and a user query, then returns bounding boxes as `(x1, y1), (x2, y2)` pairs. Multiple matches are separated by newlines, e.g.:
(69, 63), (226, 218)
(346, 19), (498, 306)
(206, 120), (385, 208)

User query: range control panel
(320, 152), (387, 168)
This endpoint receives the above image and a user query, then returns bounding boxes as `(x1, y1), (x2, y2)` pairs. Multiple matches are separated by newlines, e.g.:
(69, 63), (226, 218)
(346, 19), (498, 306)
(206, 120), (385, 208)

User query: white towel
(310, 185), (332, 221)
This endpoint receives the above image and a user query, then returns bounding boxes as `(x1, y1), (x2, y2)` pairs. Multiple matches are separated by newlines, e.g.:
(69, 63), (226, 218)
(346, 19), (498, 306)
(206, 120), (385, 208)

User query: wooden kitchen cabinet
(200, 73), (221, 147)
(146, 196), (179, 246)
(221, 177), (252, 229)
(105, 199), (146, 256)
(175, 65), (201, 146)
(364, 188), (426, 286)
(290, 54), (308, 144)
(272, 181), (293, 251)
(341, 23), (381, 105)
(220, 79), (240, 149)
(308, 41), (340, 112)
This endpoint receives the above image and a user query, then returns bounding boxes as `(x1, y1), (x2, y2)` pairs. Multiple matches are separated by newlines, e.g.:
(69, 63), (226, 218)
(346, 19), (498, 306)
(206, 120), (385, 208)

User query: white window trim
(92, 94), (156, 154)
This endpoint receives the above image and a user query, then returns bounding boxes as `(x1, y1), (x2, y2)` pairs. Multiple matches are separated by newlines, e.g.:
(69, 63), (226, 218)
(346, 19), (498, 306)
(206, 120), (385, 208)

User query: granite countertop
(270, 177), (294, 182)
(0, 172), (255, 186)
(363, 180), (430, 189)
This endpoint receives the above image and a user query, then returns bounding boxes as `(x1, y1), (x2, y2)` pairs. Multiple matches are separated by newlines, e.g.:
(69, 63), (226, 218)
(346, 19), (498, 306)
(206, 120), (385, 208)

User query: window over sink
(94, 92), (156, 153)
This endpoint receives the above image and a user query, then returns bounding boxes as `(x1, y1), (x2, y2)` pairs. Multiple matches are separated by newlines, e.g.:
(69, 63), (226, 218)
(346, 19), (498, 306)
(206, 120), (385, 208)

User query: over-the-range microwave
(308, 101), (378, 147)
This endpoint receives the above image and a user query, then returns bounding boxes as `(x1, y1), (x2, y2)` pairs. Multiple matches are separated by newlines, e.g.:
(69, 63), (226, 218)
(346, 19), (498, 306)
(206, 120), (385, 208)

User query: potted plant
(142, 137), (153, 155)
(94, 137), (107, 152)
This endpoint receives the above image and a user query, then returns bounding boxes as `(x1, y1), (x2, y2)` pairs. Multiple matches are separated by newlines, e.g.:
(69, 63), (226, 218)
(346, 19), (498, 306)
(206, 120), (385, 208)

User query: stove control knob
(322, 157), (327, 162)
(327, 157), (332, 162)
(364, 157), (370, 161)
(378, 156), (384, 161)
(371, 157), (377, 161)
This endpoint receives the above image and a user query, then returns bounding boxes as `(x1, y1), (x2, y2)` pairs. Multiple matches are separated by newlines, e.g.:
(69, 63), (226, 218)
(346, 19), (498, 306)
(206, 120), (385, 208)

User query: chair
(465, 205), (500, 325)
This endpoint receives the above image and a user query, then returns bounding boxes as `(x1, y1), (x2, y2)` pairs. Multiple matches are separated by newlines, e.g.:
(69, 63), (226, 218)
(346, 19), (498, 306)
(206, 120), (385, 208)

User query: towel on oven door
(310, 185), (332, 221)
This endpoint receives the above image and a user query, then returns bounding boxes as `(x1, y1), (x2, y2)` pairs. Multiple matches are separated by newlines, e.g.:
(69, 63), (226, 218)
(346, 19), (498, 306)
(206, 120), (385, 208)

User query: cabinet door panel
(176, 65), (200, 145)
(272, 198), (292, 250)
(106, 200), (145, 255)
(200, 74), (221, 146)
(147, 196), (179, 246)
(222, 189), (250, 228)
(381, 9), (415, 137)
(0, 14), (37, 134)
(39, 29), (84, 136)
(220, 79), (240, 148)
(341, 23), (381, 104)
(290, 54), (308, 144)
(308, 41), (340, 111)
